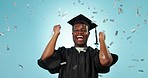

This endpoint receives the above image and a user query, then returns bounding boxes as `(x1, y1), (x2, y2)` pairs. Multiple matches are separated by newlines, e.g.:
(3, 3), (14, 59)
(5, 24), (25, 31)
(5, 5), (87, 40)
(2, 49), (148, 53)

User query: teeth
(77, 36), (83, 38)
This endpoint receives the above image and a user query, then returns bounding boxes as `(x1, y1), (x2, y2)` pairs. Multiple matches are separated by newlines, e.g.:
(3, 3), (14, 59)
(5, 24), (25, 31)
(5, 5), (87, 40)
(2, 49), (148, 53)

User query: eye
(81, 29), (87, 32)
(73, 29), (79, 32)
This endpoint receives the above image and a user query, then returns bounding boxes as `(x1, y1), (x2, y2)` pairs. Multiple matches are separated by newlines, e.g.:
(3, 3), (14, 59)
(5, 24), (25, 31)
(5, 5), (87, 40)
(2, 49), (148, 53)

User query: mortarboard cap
(67, 14), (97, 31)
(67, 14), (99, 45)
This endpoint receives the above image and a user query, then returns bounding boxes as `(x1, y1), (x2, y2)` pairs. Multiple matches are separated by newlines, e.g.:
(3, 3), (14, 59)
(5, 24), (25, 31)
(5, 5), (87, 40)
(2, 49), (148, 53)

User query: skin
(41, 24), (113, 66)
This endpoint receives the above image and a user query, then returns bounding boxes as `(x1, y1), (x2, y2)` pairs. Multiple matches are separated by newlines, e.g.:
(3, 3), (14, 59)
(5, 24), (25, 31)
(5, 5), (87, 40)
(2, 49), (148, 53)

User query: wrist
(53, 32), (60, 36)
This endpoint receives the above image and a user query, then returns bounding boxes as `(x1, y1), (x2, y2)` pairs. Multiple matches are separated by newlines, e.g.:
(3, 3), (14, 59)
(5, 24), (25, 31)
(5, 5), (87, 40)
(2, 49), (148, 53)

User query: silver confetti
(127, 36), (131, 40)
(115, 31), (118, 36)
(0, 32), (4, 36)
(13, 2), (17, 7)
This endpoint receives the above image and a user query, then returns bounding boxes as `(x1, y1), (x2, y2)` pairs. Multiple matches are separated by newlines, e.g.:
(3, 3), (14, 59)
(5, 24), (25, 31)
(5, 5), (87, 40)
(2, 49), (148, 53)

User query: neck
(74, 44), (87, 47)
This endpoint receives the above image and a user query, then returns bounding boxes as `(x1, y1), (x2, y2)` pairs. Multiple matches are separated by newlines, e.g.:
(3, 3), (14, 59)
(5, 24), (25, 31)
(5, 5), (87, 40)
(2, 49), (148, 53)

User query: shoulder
(56, 46), (73, 52)
(87, 46), (100, 52)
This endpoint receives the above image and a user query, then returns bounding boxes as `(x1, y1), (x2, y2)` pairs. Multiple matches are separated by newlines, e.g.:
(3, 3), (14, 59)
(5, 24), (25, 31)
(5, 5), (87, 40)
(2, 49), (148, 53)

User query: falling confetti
(103, 19), (108, 23)
(81, 3), (84, 5)
(118, 7), (123, 14)
(110, 19), (114, 22)
(4, 15), (8, 21)
(115, 31), (118, 36)
(6, 44), (10, 50)
(137, 24), (141, 29)
(109, 41), (114, 46)
(127, 36), (131, 40)
(138, 70), (144, 72)
(12, 2), (17, 7)
(26, 3), (30, 9)
(58, 8), (61, 16)
(130, 29), (136, 33)
(5, 26), (10, 31)
(130, 24), (140, 33)
(14, 26), (17, 32)
(144, 19), (147, 24)
(91, 16), (94, 18)
(121, 28), (126, 33)
(140, 58), (145, 61)
(131, 59), (139, 62)
(92, 11), (97, 14)
(19, 64), (23, 69)
(128, 65), (135, 68)
(113, 0), (117, 8)
(62, 11), (68, 20)
(78, 0), (81, 4)
(136, 7), (141, 16)
(0, 32), (4, 36)
(73, 2), (75, 5)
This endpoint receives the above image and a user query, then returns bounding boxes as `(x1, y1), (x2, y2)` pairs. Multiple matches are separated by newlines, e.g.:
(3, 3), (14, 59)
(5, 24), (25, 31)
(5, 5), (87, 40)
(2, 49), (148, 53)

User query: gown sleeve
(37, 47), (65, 74)
(94, 49), (118, 73)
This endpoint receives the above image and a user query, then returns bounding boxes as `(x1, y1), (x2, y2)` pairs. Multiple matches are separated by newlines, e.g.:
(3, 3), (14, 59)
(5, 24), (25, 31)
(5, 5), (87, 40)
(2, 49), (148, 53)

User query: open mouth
(77, 36), (84, 41)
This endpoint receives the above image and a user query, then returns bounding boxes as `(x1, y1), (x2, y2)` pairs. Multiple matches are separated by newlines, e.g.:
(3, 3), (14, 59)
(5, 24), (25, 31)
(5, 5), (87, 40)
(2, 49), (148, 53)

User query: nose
(77, 30), (83, 35)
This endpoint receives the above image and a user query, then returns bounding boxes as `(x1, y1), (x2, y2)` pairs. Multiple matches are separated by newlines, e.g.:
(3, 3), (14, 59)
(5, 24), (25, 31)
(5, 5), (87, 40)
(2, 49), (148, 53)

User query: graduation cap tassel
(94, 27), (99, 46)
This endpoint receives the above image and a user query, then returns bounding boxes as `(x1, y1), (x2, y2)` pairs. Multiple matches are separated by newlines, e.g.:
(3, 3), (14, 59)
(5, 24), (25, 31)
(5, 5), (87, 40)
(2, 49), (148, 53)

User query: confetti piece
(130, 29), (136, 33)
(13, 2), (17, 7)
(115, 31), (118, 36)
(103, 19), (108, 23)
(138, 70), (144, 72)
(4, 15), (8, 21)
(121, 28), (126, 33)
(81, 3), (84, 5)
(118, 7), (123, 14)
(62, 11), (68, 20)
(131, 59), (139, 62)
(60, 62), (66, 65)
(110, 19), (114, 22)
(136, 7), (141, 16)
(128, 65), (135, 68)
(19, 64), (23, 69)
(27, 3), (30, 9)
(14, 26), (17, 32)
(78, 0), (81, 4)
(127, 36), (131, 40)
(113, 0), (117, 8)
(144, 19), (147, 24)
(73, 2), (75, 5)
(72, 65), (78, 70)
(109, 41), (114, 46)
(0, 32), (4, 36)
(92, 11), (97, 14)
(91, 16), (94, 18)
(6, 45), (10, 50)
(6, 26), (10, 31)
(140, 58), (144, 61)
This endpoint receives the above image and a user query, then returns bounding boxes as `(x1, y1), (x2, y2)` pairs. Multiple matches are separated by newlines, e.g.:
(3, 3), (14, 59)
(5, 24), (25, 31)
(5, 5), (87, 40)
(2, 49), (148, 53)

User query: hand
(53, 25), (61, 35)
(99, 32), (106, 42)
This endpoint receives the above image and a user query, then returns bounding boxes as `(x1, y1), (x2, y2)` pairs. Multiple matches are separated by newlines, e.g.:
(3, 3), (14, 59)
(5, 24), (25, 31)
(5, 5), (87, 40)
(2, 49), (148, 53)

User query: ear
(88, 31), (90, 35)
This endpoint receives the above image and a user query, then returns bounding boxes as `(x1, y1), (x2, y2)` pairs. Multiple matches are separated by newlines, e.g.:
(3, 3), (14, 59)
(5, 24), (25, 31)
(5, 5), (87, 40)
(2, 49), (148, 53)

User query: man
(38, 14), (118, 78)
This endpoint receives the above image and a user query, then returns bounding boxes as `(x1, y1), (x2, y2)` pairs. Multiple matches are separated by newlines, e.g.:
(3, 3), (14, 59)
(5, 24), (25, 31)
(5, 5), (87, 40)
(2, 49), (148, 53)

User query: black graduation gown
(38, 46), (118, 78)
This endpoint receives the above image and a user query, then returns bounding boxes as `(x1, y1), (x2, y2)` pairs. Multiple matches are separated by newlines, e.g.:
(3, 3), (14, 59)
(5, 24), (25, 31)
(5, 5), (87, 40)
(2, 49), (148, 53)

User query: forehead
(73, 23), (89, 29)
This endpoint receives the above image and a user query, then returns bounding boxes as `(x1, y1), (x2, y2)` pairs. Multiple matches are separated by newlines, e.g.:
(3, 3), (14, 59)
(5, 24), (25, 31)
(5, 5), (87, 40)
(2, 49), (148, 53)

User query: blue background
(0, 0), (148, 78)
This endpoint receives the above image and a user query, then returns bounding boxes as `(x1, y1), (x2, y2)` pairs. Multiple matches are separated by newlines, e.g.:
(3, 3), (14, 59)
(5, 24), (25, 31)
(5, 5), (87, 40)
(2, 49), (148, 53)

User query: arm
(99, 32), (113, 66)
(41, 25), (61, 61)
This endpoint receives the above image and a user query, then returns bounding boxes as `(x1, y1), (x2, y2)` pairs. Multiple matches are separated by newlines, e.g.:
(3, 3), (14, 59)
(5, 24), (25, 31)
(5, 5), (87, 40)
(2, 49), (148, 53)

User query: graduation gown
(38, 46), (118, 78)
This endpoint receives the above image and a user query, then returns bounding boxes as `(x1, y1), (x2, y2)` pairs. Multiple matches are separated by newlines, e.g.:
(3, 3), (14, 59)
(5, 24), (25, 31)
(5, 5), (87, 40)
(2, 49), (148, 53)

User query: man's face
(72, 23), (89, 47)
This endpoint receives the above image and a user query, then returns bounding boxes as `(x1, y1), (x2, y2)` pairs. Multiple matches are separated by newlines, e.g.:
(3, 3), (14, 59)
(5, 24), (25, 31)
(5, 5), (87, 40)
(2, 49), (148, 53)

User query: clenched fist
(99, 32), (106, 42)
(53, 25), (61, 35)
